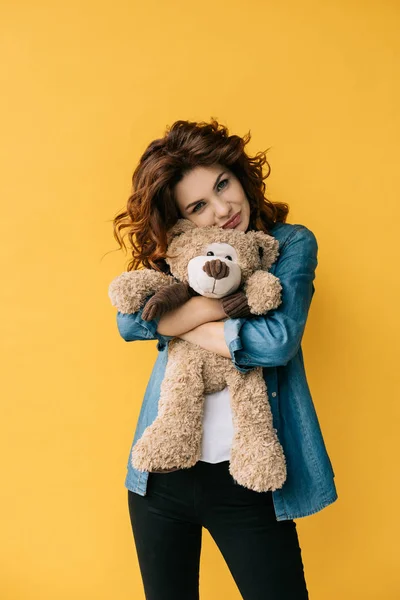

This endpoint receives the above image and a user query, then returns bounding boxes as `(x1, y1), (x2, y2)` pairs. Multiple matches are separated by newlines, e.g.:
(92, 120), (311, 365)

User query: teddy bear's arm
(141, 281), (198, 321)
(244, 271), (283, 315)
(221, 290), (253, 319)
(108, 270), (176, 314)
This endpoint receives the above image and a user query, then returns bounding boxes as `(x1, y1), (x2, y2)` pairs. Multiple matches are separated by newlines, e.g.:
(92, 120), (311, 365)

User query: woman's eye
(192, 201), (205, 213)
(192, 178), (229, 213)
(217, 178), (229, 192)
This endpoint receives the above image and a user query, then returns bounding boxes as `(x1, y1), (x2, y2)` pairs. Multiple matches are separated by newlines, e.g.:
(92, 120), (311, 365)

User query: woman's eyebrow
(185, 171), (226, 211)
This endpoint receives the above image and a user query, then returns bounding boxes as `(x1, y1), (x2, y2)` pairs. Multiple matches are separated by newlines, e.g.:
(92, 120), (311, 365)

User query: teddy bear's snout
(202, 258), (230, 280)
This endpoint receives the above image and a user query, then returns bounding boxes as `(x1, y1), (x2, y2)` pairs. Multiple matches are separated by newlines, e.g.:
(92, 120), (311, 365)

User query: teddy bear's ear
(166, 218), (196, 245)
(250, 231), (280, 270)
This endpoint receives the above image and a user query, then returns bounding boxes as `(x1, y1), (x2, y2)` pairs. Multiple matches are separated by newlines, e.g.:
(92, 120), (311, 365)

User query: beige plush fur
(109, 219), (287, 492)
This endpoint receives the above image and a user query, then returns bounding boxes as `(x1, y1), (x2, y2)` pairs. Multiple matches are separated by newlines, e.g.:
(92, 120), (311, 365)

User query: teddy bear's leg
(225, 367), (287, 493)
(131, 344), (205, 473)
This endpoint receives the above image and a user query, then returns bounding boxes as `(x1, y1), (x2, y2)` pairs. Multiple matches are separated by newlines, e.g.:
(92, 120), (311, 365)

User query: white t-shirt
(199, 386), (234, 463)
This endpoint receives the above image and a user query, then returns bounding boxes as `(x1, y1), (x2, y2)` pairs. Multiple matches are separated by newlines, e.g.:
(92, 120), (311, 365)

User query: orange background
(1, 0), (399, 598)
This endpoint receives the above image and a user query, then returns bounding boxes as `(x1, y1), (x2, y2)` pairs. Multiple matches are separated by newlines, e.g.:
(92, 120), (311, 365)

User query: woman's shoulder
(269, 221), (313, 235)
(269, 221), (317, 249)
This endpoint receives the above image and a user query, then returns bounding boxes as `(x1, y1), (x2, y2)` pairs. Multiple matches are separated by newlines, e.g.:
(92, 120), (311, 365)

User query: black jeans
(127, 460), (309, 600)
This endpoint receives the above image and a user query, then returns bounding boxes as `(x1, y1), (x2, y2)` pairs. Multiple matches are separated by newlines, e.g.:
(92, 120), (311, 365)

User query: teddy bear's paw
(141, 295), (167, 321)
(108, 270), (176, 314)
(149, 467), (180, 473)
(229, 437), (287, 492)
(130, 426), (201, 472)
(244, 271), (283, 315)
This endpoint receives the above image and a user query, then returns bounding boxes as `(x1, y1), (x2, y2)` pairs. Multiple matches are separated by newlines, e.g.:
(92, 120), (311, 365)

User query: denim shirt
(115, 222), (338, 521)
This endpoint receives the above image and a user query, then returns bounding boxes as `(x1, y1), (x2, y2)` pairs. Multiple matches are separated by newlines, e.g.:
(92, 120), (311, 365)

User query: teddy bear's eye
(207, 251), (214, 256)
(225, 255), (233, 261)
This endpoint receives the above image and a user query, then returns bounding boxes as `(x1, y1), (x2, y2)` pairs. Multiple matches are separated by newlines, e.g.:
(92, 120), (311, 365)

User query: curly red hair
(111, 118), (289, 272)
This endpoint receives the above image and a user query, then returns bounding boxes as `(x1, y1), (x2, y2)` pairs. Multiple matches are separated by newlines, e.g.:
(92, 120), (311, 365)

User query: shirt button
(271, 392), (277, 397)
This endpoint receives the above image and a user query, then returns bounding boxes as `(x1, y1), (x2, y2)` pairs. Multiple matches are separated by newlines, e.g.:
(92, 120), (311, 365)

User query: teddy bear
(108, 218), (287, 492)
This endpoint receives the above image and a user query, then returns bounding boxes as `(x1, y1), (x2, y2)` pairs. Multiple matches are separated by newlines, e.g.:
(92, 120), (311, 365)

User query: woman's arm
(117, 224), (316, 362)
(223, 225), (318, 372)
(179, 321), (230, 358)
(115, 294), (227, 351)
(156, 295), (227, 336)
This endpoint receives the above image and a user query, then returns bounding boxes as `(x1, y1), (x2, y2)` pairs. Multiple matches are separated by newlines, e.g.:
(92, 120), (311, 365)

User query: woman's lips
(222, 212), (241, 228)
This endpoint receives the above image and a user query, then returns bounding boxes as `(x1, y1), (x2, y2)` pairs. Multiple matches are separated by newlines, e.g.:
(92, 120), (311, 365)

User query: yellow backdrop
(1, 0), (399, 598)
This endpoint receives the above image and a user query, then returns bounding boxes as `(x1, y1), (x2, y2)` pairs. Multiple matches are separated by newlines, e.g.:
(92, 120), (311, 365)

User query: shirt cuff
(223, 317), (254, 374)
(135, 302), (175, 352)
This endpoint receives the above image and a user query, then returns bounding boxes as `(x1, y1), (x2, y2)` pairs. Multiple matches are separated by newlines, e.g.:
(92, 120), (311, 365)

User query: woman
(111, 119), (338, 600)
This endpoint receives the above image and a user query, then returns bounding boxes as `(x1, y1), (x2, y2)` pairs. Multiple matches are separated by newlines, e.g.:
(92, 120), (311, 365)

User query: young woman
(111, 119), (338, 600)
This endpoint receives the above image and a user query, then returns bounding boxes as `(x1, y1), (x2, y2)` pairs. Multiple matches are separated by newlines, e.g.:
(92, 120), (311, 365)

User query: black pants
(127, 460), (309, 600)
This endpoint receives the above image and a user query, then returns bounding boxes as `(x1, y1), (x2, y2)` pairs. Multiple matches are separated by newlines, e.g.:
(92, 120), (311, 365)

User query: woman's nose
(213, 199), (232, 218)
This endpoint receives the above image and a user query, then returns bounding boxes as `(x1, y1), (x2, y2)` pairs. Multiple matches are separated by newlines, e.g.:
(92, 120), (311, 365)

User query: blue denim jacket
(115, 222), (338, 521)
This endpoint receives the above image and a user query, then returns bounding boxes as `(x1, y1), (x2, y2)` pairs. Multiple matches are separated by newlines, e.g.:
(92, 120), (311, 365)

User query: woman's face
(174, 164), (251, 232)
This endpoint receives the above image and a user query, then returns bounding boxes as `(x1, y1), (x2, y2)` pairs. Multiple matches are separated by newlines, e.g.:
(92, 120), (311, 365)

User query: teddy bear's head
(165, 219), (280, 299)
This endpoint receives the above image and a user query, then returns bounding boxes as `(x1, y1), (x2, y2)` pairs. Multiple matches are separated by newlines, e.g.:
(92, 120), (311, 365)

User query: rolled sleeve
(223, 318), (254, 373)
(116, 295), (175, 352)
(223, 225), (318, 371)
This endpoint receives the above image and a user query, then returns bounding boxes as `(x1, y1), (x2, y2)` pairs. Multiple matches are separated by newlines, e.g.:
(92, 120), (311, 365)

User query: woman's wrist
(201, 295), (228, 322)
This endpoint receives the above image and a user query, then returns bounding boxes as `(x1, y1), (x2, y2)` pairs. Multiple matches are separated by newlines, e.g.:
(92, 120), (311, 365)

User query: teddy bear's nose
(202, 259), (230, 280)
